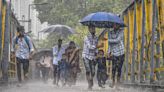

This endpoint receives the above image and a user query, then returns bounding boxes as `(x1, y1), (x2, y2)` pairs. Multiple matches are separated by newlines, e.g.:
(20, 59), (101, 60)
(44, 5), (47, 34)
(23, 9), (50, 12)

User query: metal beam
(131, 1), (137, 83)
(126, 10), (130, 82)
(150, 0), (157, 83)
(139, 0), (146, 83)
(154, 1), (161, 81)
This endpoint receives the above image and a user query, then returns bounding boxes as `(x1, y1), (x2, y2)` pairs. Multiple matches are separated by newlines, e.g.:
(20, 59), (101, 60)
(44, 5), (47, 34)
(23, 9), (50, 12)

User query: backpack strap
(24, 36), (31, 51)
(15, 36), (31, 51)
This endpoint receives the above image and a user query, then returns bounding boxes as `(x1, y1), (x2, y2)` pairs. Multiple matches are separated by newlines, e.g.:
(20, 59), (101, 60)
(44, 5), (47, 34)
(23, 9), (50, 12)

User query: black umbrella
(32, 49), (52, 61)
(40, 24), (75, 34)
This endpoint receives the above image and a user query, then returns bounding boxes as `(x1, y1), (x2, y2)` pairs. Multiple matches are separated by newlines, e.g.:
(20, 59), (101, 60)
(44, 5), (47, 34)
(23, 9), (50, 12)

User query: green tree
(34, 0), (132, 48)
(34, 0), (131, 27)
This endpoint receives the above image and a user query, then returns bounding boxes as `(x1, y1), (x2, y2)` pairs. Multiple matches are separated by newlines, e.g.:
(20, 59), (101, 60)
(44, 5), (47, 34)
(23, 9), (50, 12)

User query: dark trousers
(83, 58), (96, 88)
(112, 54), (124, 83)
(53, 64), (60, 85)
(41, 67), (50, 82)
(97, 69), (108, 86)
(16, 57), (29, 83)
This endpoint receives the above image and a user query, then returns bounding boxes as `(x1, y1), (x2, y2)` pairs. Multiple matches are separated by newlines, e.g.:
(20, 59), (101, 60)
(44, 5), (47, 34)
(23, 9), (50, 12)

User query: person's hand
(108, 52), (112, 58)
(96, 43), (104, 48)
(29, 51), (34, 60)
(29, 55), (32, 60)
(11, 52), (15, 59)
(91, 45), (96, 49)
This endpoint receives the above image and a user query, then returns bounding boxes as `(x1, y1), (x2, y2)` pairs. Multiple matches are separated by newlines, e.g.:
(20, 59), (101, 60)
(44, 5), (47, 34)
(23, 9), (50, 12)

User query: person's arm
(11, 37), (16, 53)
(27, 36), (34, 53)
(40, 56), (45, 65)
(11, 37), (16, 58)
(53, 47), (58, 56)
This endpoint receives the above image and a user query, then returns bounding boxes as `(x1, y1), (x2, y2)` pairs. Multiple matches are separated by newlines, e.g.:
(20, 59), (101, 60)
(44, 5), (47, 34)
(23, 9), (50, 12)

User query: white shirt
(40, 56), (52, 68)
(11, 36), (34, 59)
(53, 46), (65, 65)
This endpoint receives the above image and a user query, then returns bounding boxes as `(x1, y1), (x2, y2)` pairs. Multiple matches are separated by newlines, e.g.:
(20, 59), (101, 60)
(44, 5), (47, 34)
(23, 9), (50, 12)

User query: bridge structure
(0, 0), (164, 91)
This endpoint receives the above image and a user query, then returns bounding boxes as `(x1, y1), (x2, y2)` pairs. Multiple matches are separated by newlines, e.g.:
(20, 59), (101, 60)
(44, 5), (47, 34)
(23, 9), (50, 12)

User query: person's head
(45, 52), (49, 57)
(36, 62), (41, 67)
(69, 41), (75, 49)
(17, 26), (25, 37)
(58, 39), (62, 47)
(62, 53), (66, 59)
(98, 49), (104, 56)
(88, 26), (96, 36)
(113, 23), (120, 31)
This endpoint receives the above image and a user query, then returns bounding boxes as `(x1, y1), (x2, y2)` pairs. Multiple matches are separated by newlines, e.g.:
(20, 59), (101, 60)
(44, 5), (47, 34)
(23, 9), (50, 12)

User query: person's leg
(22, 59), (29, 80)
(45, 67), (50, 82)
(16, 58), (22, 83)
(83, 58), (92, 89)
(111, 56), (117, 88)
(53, 65), (57, 84)
(97, 70), (102, 87)
(72, 67), (77, 85)
(90, 60), (95, 88)
(117, 54), (124, 84)
(56, 65), (60, 86)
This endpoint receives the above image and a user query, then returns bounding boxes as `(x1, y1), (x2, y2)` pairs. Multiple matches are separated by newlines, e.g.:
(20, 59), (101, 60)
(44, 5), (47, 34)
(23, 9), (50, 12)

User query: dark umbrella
(32, 49), (53, 61)
(40, 24), (75, 34)
(80, 12), (126, 28)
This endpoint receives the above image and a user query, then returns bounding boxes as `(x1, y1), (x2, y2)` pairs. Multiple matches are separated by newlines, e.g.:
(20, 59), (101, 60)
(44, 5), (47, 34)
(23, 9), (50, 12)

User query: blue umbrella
(80, 12), (126, 28)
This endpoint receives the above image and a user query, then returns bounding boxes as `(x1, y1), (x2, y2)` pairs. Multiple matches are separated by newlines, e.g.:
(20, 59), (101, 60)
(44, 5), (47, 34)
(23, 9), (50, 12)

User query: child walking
(96, 50), (108, 88)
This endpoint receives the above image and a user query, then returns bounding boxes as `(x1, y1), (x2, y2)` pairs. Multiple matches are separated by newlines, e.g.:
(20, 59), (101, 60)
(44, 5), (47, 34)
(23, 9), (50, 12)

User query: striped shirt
(108, 30), (124, 56)
(82, 33), (98, 60)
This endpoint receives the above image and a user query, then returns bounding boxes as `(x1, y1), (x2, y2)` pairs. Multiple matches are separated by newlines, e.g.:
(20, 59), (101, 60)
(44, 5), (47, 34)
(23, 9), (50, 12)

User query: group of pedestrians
(11, 23), (124, 90)
(82, 24), (124, 90)
(52, 39), (81, 86)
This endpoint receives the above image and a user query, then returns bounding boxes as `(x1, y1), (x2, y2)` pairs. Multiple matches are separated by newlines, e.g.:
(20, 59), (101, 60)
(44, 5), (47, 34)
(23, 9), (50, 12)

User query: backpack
(15, 36), (31, 51)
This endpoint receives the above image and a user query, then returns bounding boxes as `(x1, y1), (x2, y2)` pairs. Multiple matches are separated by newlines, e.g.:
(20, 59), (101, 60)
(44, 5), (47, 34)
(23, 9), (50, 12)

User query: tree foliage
(34, 0), (131, 27)
(34, 0), (132, 48)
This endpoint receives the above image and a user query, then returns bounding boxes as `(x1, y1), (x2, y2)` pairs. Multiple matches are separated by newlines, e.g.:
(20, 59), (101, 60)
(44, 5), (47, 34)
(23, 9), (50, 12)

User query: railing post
(1, 2), (9, 83)
(125, 10), (130, 82)
(131, 1), (137, 83)
(155, 1), (160, 81)
(0, 0), (2, 61)
(139, 0), (146, 83)
(150, 0), (156, 83)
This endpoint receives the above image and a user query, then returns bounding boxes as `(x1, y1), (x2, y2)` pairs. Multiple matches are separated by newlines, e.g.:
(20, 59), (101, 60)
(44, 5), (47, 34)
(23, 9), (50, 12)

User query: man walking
(108, 24), (124, 89)
(53, 39), (65, 86)
(11, 26), (34, 86)
(82, 26), (98, 90)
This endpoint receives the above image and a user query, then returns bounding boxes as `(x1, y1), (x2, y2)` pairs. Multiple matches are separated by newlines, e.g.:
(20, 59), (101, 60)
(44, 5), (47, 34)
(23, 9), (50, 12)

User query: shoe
(115, 86), (122, 91)
(99, 84), (105, 88)
(109, 82), (115, 88)
(87, 87), (92, 91)
(17, 83), (22, 87)
(24, 73), (29, 81)
(53, 80), (56, 85)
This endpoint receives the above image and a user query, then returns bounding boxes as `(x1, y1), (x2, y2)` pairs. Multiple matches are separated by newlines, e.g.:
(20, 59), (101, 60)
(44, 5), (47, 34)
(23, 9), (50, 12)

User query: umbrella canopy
(53, 42), (79, 50)
(80, 12), (126, 28)
(41, 24), (75, 34)
(32, 49), (53, 61)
